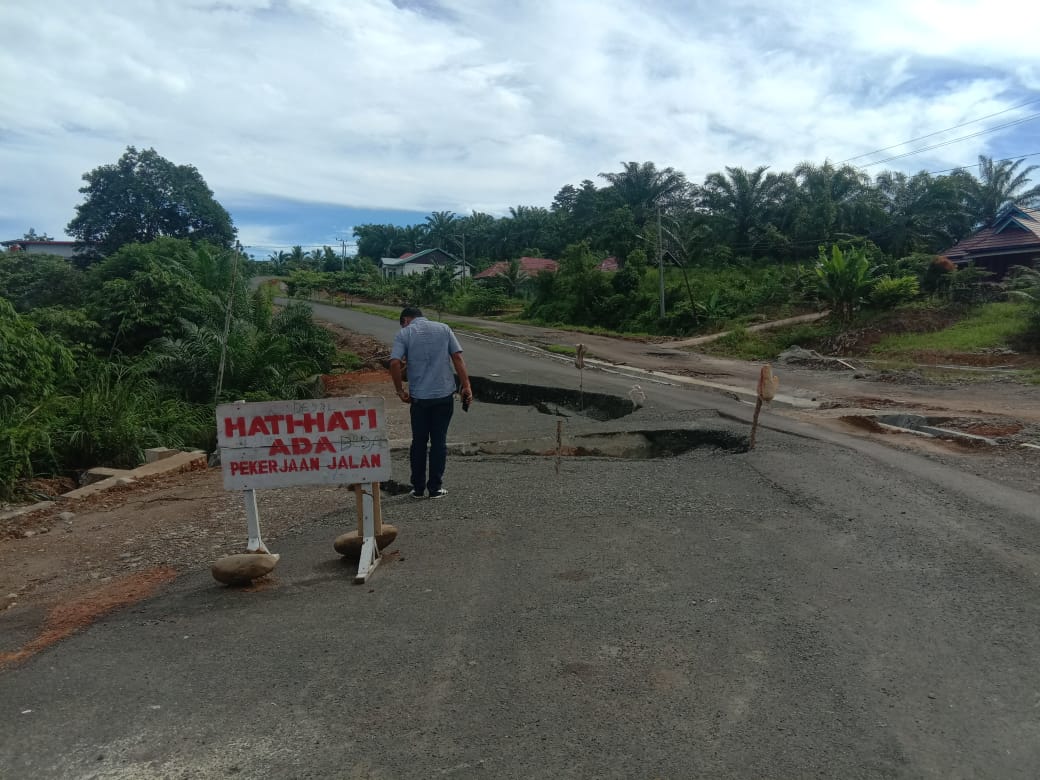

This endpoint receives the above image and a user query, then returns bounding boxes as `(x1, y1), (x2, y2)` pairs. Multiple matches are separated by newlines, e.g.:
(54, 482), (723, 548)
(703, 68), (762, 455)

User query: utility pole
(215, 241), (242, 405)
(339, 238), (348, 271)
(656, 205), (665, 318)
(452, 233), (467, 277)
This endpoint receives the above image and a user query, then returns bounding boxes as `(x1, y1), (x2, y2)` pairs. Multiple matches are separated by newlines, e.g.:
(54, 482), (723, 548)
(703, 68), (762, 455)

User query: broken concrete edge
(0, 500), (57, 522)
(60, 450), (207, 501)
(580, 357), (820, 410)
(81, 466), (135, 486)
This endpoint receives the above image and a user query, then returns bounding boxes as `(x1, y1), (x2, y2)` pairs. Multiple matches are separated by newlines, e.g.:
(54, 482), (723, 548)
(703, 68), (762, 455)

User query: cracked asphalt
(1, 304), (1039, 779)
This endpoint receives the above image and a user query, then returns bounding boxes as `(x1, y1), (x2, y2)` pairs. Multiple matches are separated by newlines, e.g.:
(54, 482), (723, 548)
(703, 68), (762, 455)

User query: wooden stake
(749, 398), (764, 450)
(749, 365), (779, 451)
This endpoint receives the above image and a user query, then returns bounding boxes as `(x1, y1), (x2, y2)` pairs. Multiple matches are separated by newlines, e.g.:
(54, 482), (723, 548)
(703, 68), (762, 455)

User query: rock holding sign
(211, 553), (281, 586)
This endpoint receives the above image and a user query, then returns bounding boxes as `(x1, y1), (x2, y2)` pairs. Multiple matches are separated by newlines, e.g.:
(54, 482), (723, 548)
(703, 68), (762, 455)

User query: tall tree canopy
(963, 155), (1040, 226)
(598, 161), (689, 228)
(67, 146), (236, 258)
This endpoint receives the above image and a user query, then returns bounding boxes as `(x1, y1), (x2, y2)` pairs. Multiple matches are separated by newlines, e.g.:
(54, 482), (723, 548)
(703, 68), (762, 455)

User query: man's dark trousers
(409, 395), (454, 495)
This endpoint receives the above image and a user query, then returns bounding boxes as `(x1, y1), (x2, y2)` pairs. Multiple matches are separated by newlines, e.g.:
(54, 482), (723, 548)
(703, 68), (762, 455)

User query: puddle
(470, 376), (635, 421)
(466, 428), (748, 458)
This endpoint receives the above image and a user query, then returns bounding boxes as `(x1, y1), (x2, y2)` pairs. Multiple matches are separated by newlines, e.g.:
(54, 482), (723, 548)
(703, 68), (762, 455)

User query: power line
(855, 112), (1040, 168)
(924, 150), (1040, 175)
(839, 97), (1040, 164)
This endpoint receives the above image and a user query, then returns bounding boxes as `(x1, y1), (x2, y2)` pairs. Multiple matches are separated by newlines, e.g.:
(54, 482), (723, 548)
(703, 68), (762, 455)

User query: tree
(495, 258), (530, 297)
(873, 171), (965, 256)
(21, 228), (54, 241)
(598, 161), (689, 228)
(814, 245), (877, 324)
(286, 245), (308, 270)
(67, 146), (236, 258)
(790, 161), (874, 250)
(963, 155), (1040, 226)
(87, 238), (214, 355)
(424, 211), (458, 249)
(353, 224), (407, 260)
(700, 166), (787, 255)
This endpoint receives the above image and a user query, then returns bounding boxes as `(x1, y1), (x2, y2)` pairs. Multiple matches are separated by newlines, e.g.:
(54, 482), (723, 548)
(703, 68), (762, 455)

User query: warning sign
(216, 397), (391, 491)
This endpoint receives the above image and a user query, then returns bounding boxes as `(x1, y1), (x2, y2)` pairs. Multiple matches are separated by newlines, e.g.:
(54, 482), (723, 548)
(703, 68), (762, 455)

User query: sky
(2, 0), (1039, 256)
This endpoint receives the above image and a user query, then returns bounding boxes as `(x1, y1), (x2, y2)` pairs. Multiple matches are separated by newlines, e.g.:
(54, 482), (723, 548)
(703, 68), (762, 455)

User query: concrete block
(62, 476), (135, 500)
(145, 447), (179, 463)
(81, 467), (134, 486)
(128, 450), (207, 479)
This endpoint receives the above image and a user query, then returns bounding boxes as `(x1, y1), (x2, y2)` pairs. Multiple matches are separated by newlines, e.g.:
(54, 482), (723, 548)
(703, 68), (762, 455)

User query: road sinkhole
(470, 376), (635, 421)
(465, 428), (748, 459)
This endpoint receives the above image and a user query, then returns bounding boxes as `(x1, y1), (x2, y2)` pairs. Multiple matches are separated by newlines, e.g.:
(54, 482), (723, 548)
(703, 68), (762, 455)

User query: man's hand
(396, 388), (411, 404)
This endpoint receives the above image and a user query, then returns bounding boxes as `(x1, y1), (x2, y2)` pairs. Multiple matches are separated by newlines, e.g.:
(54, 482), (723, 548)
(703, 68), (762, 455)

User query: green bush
(54, 361), (211, 470)
(870, 275), (920, 309)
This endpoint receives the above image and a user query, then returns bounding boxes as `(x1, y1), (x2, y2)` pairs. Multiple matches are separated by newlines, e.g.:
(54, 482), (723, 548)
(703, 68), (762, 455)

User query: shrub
(870, 275), (920, 309)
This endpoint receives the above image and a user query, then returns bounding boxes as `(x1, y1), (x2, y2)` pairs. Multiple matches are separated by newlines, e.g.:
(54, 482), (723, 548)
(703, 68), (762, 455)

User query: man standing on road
(389, 307), (473, 499)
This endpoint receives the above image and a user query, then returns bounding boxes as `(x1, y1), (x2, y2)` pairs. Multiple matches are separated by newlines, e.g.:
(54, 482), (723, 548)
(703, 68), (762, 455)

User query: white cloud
(1, 0), (1037, 240)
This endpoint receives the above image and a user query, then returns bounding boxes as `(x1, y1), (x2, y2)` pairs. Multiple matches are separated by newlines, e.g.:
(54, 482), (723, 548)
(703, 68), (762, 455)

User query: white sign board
(217, 397), (391, 491)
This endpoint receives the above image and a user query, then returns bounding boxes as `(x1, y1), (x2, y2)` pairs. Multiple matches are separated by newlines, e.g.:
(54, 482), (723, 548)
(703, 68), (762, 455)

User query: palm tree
(598, 161), (688, 228)
(457, 210), (497, 261)
(286, 245), (307, 270)
(700, 166), (787, 255)
(266, 250), (289, 274)
(424, 210), (458, 249)
(401, 224), (428, 252)
(873, 171), (966, 256)
(495, 258), (530, 297)
(964, 155), (1040, 225)
(791, 161), (874, 247)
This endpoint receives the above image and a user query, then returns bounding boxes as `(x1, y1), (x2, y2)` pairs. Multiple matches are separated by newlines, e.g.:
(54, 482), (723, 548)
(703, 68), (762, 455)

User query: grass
(872, 302), (1031, 355)
(352, 304), (398, 321)
(698, 321), (841, 361)
(545, 344), (578, 356)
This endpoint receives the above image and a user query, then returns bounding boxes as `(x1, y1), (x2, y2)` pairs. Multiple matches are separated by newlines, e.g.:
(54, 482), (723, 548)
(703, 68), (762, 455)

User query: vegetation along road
(3, 303), (1038, 778)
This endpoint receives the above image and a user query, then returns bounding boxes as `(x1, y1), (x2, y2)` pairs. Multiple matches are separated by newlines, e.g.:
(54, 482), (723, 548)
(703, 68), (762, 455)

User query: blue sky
(1, 0), (1038, 254)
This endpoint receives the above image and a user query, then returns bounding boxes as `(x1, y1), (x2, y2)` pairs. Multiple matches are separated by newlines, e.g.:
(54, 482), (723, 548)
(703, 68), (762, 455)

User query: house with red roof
(942, 205), (1040, 278)
(1, 239), (87, 260)
(472, 256), (560, 280)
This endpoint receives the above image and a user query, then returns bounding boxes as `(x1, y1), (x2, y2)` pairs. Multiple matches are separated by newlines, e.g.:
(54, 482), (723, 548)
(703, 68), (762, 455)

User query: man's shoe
(430, 488), (448, 499)
(410, 491), (425, 499)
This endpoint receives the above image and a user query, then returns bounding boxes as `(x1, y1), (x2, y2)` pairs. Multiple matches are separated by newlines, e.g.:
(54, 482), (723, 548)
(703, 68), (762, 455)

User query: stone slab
(82, 467), (134, 486)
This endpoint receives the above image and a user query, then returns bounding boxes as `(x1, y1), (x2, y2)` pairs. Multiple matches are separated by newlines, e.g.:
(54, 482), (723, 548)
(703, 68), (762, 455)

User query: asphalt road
(2, 305), (1039, 779)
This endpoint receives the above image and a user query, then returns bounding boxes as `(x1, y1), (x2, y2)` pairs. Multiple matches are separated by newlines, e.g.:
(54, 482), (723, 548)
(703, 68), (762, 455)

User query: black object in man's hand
(462, 395), (471, 412)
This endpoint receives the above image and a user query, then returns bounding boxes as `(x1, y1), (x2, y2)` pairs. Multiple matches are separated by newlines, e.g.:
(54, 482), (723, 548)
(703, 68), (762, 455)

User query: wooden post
(749, 365), (778, 451)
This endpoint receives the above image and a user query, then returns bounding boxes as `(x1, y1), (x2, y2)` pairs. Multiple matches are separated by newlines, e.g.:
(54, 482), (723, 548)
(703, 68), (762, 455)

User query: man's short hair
(399, 306), (423, 326)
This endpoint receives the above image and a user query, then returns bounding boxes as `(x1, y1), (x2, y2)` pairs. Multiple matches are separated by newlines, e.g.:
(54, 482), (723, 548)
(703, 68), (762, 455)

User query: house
(942, 205), (1040, 278)
(379, 248), (469, 279)
(596, 256), (620, 272)
(472, 256), (560, 281)
(1, 239), (86, 259)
